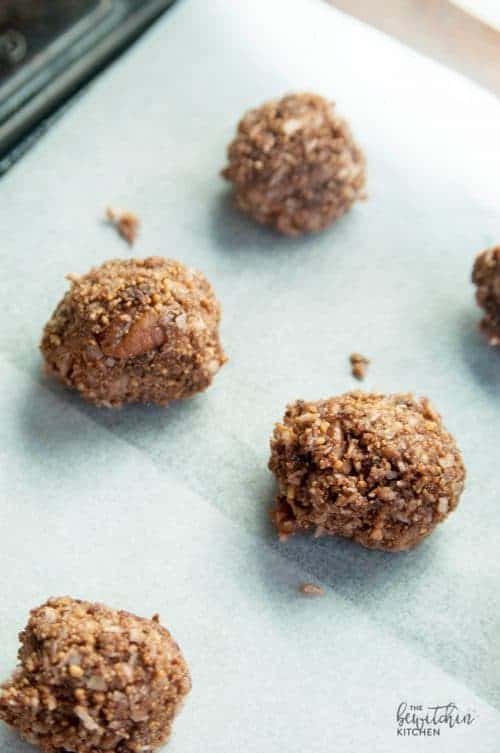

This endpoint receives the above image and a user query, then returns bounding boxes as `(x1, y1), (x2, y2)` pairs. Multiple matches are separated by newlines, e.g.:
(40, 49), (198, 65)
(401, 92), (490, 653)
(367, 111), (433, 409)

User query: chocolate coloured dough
(41, 257), (227, 407)
(472, 245), (500, 346)
(0, 597), (191, 753)
(221, 92), (366, 236)
(269, 392), (465, 551)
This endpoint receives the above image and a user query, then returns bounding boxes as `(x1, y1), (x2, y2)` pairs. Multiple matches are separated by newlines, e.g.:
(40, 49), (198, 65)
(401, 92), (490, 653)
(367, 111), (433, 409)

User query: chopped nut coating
(472, 246), (500, 346)
(222, 93), (366, 236)
(40, 257), (227, 407)
(269, 392), (465, 551)
(0, 597), (191, 753)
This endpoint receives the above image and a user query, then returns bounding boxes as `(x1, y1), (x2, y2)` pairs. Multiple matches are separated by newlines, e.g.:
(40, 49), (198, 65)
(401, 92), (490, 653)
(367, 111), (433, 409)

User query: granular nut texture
(41, 257), (227, 407)
(221, 93), (366, 236)
(269, 392), (465, 551)
(0, 596), (191, 753)
(472, 245), (500, 346)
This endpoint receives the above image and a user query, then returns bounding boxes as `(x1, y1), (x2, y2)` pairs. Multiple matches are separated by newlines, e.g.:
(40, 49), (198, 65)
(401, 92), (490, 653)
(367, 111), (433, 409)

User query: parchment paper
(1, 0), (499, 751)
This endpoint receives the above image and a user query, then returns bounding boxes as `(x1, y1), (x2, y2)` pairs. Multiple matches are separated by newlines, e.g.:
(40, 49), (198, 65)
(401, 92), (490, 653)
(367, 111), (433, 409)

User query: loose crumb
(350, 352), (370, 380)
(106, 206), (140, 245)
(299, 583), (325, 596)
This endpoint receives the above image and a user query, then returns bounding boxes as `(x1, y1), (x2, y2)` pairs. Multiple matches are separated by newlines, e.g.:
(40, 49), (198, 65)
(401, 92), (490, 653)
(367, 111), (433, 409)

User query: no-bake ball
(472, 245), (500, 346)
(221, 92), (366, 236)
(0, 596), (191, 753)
(269, 392), (465, 551)
(41, 257), (227, 407)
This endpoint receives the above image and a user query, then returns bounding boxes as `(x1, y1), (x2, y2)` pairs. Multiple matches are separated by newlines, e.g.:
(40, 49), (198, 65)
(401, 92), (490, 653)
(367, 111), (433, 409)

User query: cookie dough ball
(0, 597), (191, 753)
(269, 392), (465, 551)
(221, 93), (366, 236)
(472, 246), (500, 346)
(41, 257), (227, 407)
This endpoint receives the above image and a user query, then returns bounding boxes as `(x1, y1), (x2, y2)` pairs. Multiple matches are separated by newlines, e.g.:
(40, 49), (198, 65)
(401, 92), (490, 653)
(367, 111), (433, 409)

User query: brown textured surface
(221, 93), (366, 236)
(40, 257), (227, 407)
(472, 245), (500, 346)
(269, 392), (465, 551)
(0, 597), (191, 753)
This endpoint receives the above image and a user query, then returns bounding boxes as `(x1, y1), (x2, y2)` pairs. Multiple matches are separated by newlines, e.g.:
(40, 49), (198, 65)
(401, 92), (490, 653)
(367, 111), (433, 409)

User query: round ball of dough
(0, 596), (191, 753)
(472, 245), (500, 346)
(269, 392), (465, 551)
(41, 257), (227, 407)
(221, 92), (366, 236)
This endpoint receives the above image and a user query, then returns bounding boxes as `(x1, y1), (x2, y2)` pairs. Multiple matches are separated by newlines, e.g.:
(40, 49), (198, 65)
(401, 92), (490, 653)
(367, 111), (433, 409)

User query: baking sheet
(1, 0), (499, 750)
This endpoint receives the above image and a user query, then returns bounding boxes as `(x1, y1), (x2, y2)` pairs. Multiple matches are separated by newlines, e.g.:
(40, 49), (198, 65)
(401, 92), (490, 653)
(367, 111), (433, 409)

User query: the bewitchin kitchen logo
(396, 702), (475, 737)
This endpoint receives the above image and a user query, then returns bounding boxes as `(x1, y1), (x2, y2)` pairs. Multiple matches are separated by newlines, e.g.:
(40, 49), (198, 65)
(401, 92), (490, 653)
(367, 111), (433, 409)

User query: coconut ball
(41, 257), (227, 407)
(269, 392), (465, 551)
(0, 597), (191, 753)
(221, 92), (366, 236)
(472, 245), (500, 346)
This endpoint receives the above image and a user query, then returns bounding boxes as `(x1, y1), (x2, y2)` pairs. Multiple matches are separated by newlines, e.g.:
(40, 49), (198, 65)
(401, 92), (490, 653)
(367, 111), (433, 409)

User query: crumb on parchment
(298, 583), (325, 596)
(106, 206), (140, 245)
(350, 352), (370, 380)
